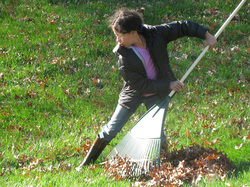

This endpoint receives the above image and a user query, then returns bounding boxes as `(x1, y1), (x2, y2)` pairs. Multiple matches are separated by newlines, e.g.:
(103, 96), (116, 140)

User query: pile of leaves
(104, 144), (235, 186)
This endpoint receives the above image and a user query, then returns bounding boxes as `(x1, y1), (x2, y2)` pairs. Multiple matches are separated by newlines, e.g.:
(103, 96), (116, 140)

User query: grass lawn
(0, 0), (249, 186)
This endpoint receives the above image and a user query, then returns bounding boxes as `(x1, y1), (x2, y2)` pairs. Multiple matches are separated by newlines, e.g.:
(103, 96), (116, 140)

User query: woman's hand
(205, 31), (217, 49)
(170, 81), (184, 92)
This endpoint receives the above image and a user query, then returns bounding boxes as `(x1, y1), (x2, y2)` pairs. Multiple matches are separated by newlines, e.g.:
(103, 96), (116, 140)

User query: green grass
(0, 0), (249, 186)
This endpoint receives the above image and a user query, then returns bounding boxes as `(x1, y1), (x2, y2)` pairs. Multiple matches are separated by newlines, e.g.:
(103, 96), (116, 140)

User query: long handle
(169, 0), (247, 98)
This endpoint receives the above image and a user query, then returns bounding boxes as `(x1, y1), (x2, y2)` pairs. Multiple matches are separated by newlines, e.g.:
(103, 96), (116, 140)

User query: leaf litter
(104, 144), (235, 186)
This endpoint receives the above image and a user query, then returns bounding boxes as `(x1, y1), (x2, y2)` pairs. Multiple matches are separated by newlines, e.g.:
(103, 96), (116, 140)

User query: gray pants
(98, 95), (167, 143)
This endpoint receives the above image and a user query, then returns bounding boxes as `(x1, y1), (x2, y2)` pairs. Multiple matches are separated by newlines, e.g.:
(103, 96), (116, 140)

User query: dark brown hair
(109, 9), (143, 34)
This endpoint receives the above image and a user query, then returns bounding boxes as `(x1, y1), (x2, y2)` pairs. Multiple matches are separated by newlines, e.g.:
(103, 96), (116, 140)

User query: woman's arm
(118, 56), (172, 95)
(157, 20), (210, 43)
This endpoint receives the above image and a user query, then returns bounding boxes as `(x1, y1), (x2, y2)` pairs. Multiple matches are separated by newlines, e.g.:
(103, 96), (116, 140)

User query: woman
(80, 9), (217, 166)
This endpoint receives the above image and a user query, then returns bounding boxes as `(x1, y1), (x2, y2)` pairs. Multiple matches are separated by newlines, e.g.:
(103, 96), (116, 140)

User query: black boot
(79, 136), (109, 167)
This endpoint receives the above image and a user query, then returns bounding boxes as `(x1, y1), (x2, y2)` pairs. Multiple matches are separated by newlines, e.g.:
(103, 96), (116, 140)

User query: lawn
(0, 0), (249, 186)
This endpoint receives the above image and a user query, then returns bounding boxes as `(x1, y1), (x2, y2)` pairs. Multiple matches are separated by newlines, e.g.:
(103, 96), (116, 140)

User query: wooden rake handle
(169, 0), (247, 98)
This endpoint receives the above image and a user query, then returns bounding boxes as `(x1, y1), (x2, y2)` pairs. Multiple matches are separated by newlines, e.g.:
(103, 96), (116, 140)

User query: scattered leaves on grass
(105, 144), (235, 186)
(0, 140), (93, 177)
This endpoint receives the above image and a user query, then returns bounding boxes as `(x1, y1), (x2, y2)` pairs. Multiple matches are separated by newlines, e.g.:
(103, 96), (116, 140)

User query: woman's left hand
(170, 81), (185, 92)
(205, 31), (217, 49)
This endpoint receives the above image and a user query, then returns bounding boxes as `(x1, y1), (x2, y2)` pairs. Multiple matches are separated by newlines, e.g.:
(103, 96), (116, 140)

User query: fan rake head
(107, 133), (161, 176)
(107, 96), (171, 176)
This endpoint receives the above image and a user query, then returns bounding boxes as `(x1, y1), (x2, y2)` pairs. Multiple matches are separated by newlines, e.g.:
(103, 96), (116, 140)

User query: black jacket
(113, 20), (209, 111)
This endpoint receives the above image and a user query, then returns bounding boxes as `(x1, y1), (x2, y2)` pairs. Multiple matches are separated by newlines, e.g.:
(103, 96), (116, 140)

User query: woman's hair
(109, 9), (143, 34)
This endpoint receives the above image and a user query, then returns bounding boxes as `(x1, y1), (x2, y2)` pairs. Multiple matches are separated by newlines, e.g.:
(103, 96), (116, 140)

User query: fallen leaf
(235, 143), (243, 150)
(185, 129), (191, 137)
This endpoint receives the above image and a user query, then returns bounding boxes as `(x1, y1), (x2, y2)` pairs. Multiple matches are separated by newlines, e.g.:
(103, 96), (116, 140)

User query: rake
(107, 0), (246, 176)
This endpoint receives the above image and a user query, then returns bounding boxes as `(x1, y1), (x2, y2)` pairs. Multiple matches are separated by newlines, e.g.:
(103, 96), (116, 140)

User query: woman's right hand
(205, 31), (217, 49)
(170, 81), (185, 92)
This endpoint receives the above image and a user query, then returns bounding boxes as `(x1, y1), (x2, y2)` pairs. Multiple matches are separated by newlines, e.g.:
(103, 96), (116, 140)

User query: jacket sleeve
(156, 20), (209, 43)
(118, 55), (172, 95)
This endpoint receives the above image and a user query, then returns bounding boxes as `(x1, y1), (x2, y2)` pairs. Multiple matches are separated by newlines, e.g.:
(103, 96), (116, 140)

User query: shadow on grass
(233, 161), (250, 177)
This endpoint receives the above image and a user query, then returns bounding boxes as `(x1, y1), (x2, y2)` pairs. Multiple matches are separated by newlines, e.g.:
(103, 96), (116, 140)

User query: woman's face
(112, 28), (137, 48)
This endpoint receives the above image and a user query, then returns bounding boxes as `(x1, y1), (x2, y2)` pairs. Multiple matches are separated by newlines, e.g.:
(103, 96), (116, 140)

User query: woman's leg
(99, 104), (135, 142)
(79, 104), (135, 166)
